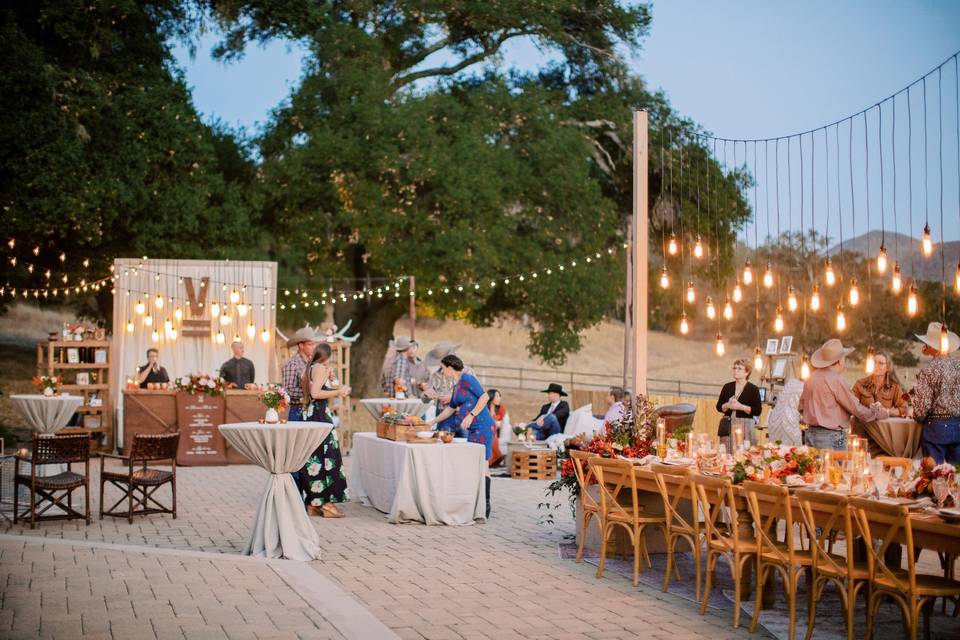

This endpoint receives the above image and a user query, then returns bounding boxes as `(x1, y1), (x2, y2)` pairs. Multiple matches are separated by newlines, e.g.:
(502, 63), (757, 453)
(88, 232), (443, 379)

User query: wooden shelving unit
(36, 340), (113, 453)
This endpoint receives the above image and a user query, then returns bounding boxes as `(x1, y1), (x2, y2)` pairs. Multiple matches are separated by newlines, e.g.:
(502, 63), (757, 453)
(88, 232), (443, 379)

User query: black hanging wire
(660, 139), (668, 267)
(849, 119), (857, 283)
(825, 127), (832, 276)
(908, 86), (916, 281)
(924, 76), (931, 249)
(864, 111), (871, 284)
(938, 67), (946, 323)
(893, 94), (899, 274)
(866, 111), (874, 345)
(752, 141), (761, 347)
(879, 102), (886, 261)
(956, 54), (960, 292)
(836, 123), (845, 283)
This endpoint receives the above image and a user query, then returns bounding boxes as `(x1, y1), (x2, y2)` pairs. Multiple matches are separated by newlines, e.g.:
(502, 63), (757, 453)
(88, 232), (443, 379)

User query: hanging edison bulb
(753, 347), (764, 372)
(800, 356), (811, 380)
(865, 348), (875, 374)
(762, 263), (774, 288)
(836, 305), (846, 332)
(849, 278), (860, 306)
(742, 259), (753, 285)
(955, 261), (960, 293)
(260, 328), (271, 343)
(922, 224), (933, 256)
(144, 314), (153, 327)
(715, 333), (725, 357)
(135, 299), (145, 315)
(230, 289), (240, 304)
(125, 320), (134, 333)
(667, 233), (678, 256)
(164, 319), (173, 332)
(210, 301), (221, 318)
(215, 330), (225, 344)
(732, 280), (743, 303)
(659, 266), (670, 289)
(705, 296), (716, 319)
(892, 262), (903, 293)
(246, 323), (256, 339)
(169, 329), (177, 340)
(237, 303), (249, 317)
(787, 286), (798, 312)
(941, 325), (951, 354)
(219, 313), (231, 326)
(877, 245), (888, 273)
(723, 297), (733, 320)
(154, 293), (164, 309)
(693, 236), (704, 259)
(824, 258), (836, 286)
(907, 283), (918, 316)
(685, 282), (696, 304)
(151, 330), (160, 342)
(679, 312), (689, 335)
(174, 306), (183, 321)
(774, 306), (785, 333)
(810, 284), (821, 311)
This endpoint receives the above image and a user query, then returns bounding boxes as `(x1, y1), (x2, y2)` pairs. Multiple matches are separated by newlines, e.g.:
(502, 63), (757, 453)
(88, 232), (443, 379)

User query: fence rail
(471, 363), (722, 398)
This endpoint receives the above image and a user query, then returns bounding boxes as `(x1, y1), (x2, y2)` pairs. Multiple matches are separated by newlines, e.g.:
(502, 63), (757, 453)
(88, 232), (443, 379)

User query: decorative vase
(43, 387), (54, 397)
(264, 407), (279, 424)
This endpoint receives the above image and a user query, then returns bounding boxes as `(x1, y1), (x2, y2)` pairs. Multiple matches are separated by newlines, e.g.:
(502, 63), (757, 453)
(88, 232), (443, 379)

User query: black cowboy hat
(541, 383), (567, 396)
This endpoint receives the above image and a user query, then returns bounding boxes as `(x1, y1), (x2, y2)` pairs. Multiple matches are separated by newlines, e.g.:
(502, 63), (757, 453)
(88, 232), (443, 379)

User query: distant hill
(827, 230), (960, 282)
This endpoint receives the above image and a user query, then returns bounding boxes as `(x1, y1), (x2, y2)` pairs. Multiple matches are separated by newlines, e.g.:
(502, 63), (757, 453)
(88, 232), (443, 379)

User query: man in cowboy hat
(380, 336), (427, 395)
(420, 342), (472, 435)
(799, 338), (888, 451)
(911, 322), (960, 464)
(282, 326), (321, 422)
(527, 383), (571, 440)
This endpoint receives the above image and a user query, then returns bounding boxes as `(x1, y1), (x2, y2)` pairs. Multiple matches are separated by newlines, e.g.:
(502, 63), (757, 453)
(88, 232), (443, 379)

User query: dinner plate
(660, 458), (694, 466)
(938, 508), (960, 524)
(452, 437), (468, 443)
(416, 431), (435, 439)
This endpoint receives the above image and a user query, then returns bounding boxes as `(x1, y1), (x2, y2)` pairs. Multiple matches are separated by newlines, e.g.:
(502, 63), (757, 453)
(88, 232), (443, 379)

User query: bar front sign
(175, 391), (227, 465)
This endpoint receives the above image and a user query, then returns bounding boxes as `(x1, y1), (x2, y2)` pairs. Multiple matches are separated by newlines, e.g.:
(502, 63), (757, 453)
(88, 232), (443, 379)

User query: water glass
(932, 478), (950, 508)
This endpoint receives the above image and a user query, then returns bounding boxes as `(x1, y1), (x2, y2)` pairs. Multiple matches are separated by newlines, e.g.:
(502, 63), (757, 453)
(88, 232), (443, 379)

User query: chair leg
(921, 599), (933, 640)
(693, 541), (702, 603)
(804, 576), (818, 640)
(749, 563), (764, 632)
(596, 524), (610, 579)
(700, 552), (716, 615)
(787, 570), (798, 640)
(632, 526), (641, 587)
(576, 511), (592, 563)
(30, 484), (36, 530)
(127, 483), (134, 525)
(662, 535), (674, 593)
(99, 475), (105, 519)
(638, 525), (651, 570)
(85, 482), (90, 525)
(13, 480), (18, 525)
(171, 477), (177, 519)
(845, 582), (856, 640)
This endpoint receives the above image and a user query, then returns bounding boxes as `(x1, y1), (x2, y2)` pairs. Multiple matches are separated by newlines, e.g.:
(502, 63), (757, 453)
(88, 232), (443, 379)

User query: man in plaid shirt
(282, 327), (319, 421)
(381, 336), (427, 395)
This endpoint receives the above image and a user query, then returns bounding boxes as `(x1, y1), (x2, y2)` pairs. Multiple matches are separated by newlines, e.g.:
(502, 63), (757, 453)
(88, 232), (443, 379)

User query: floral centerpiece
(259, 384), (290, 423)
(33, 374), (60, 396)
(730, 444), (820, 485)
(175, 372), (226, 397)
(898, 457), (957, 498)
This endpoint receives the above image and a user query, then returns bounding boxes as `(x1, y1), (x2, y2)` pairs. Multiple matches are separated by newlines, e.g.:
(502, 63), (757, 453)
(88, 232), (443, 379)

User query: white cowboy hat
(425, 341), (461, 367)
(286, 325), (321, 348)
(915, 322), (960, 353)
(810, 338), (855, 369)
(392, 336), (418, 352)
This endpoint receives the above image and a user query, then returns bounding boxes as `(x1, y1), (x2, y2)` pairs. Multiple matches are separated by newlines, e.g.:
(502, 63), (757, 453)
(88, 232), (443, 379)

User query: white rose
(179, 376), (190, 386)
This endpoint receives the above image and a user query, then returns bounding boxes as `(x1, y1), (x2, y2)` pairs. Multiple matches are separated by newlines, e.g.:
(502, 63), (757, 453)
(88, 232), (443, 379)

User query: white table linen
(218, 421), (332, 561)
(10, 394), (83, 434)
(360, 397), (431, 420)
(349, 432), (485, 525)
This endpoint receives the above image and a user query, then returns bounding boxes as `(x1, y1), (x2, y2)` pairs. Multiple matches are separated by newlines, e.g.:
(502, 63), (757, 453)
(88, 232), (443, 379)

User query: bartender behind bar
(138, 348), (170, 388)
(220, 340), (256, 388)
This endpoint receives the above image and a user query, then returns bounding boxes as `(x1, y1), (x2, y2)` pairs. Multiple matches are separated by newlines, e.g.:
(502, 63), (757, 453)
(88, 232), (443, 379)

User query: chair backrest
(590, 457), (639, 523)
(651, 463), (699, 537)
(795, 489), (853, 577)
(32, 432), (90, 465)
(875, 456), (912, 474)
(129, 432), (181, 462)
(691, 473), (743, 550)
(742, 481), (799, 566)
(568, 450), (599, 512)
(848, 496), (916, 594)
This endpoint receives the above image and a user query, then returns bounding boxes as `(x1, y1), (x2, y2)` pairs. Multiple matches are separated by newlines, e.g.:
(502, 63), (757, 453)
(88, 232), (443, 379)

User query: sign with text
(175, 391), (227, 465)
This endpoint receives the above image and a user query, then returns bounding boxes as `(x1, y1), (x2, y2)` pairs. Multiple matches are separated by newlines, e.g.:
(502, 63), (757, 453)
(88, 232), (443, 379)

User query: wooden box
(376, 421), (421, 442)
(511, 449), (557, 480)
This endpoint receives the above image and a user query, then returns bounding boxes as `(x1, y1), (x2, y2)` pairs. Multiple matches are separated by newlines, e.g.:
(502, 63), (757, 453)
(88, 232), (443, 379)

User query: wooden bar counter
(122, 389), (287, 465)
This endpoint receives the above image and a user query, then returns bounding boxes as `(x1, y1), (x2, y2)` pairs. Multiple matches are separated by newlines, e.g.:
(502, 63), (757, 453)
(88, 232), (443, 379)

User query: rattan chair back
(128, 432), (180, 462)
(32, 433), (90, 465)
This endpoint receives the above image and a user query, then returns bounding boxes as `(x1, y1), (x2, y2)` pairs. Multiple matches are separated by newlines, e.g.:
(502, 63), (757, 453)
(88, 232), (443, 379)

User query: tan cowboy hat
(425, 341), (461, 367)
(810, 338), (855, 369)
(286, 325), (320, 348)
(392, 336), (418, 352)
(915, 321), (960, 353)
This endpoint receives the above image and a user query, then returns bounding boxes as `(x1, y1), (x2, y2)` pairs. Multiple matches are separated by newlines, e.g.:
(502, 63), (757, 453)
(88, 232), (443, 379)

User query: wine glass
(871, 461), (890, 496)
(932, 478), (950, 509)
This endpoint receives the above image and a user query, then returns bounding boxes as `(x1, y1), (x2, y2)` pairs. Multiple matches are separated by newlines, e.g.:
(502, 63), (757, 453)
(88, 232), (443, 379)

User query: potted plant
(33, 375), (60, 397)
(260, 384), (290, 424)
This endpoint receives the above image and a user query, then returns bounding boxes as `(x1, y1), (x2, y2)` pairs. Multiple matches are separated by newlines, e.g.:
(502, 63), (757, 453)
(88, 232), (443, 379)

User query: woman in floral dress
(299, 343), (351, 517)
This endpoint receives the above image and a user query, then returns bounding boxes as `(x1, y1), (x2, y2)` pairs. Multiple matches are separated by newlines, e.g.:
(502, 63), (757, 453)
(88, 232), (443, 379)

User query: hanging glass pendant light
(705, 296), (716, 320)
(210, 300), (221, 318)
(940, 325), (951, 354)
(715, 333), (725, 356)
(144, 314), (153, 327)
(151, 330), (160, 342)
(892, 262), (903, 293)
(679, 312), (689, 335)
(774, 306), (785, 333)
(836, 304), (846, 331)
(907, 283), (918, 316)
(723, 297), (733, 320)
(763, 263), (774, 288)
(685, 282), (696, 303)
(174, 306), (183, 321)
(954, 261), (960, 293)
(865, 347), (875, 374)
(742, 259), (753, 285)
(810, 284), (821, 311)
(215, 330), (225, 344)
(154, 293), (164, 309)
(877, 245), (888, 273)
(800, 356), (811, 380)
(732, 279), (743, 303)
(659, 266), (670, 289)
(753, 347), (764, 372)
(787, 286), (798, 312)
(135, 299), (145, 315)
(922, 224), (933, 256)
(261, 328), (271, 343)
(849, 278), (860, 306)
(667, 233), (678, 256)
(125, 319), (134, 333)
(824, 258), (836, 286)
(246, 323), (256, 339)
(230, 289), (240, 304)
(693, 236), (704, 259)
(237, 303), (249, 317)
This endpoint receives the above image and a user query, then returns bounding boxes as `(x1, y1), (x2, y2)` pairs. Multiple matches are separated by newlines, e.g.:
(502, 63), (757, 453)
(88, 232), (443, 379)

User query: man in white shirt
(604, 386), (626, 424)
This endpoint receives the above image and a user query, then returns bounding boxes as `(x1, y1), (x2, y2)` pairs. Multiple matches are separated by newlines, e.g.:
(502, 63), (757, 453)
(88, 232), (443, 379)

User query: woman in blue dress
(426, 354), (495, 518)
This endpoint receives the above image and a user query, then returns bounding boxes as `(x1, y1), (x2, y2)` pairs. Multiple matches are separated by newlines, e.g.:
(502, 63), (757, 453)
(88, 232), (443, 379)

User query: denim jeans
(920, 417), (960, 465)
(803, 426), (847, 451)
(532, 413), (562, 440)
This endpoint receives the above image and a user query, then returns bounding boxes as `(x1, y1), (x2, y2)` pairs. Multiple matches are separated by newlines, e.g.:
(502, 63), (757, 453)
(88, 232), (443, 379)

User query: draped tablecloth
(862, 417), (923, 458)
(349, 432), (485, 525)
(359, 397), (431, 420)
(218, 422), (332, 561)
(10, 394), (83, 434)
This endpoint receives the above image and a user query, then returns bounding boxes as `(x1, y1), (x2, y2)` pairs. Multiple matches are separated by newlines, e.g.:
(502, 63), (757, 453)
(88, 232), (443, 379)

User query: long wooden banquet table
(596, 460), (960, 604)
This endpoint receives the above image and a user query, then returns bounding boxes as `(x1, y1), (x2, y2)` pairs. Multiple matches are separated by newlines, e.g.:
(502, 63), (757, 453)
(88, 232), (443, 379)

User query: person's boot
(485, 477), (491, 519)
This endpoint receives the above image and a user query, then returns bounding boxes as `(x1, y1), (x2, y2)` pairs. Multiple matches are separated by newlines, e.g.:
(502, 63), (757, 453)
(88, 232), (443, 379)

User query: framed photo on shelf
(771, 356), (788, 379)
(82, 414), (102, 429)
(66, 348), (80, 364)
(94, 349), (107, 364)
(779, 336), (794, 354)
(765, 339), (779, 355)
(75, 372), (89, 385)
(88, 394), (102, 407)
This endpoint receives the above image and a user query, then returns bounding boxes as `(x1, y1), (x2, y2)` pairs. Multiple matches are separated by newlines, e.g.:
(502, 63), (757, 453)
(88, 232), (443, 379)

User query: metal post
(408, 276), (416, 339)
(632, 111), (649, 396)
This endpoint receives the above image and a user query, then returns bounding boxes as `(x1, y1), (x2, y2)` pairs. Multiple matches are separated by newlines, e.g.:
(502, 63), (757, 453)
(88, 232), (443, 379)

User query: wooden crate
(375, 421), (423, 442)
(511, 449), (557, 480)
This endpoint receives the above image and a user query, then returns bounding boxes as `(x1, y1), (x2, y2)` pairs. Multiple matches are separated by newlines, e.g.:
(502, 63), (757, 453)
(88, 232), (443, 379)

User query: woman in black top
(716, 358), (763, 445)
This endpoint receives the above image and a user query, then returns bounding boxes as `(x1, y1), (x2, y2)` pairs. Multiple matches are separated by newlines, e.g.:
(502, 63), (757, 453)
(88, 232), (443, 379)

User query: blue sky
(172, 0), (960, 241)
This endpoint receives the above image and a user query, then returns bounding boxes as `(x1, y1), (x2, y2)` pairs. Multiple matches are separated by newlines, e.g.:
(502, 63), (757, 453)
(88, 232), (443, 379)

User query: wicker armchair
(14, 432), (92, 528)
(100, 432), (180, 523)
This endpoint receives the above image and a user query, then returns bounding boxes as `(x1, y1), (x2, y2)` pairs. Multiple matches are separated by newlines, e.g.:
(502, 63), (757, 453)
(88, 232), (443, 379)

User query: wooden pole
(632, 111), (649, 396)
(622, 220), (632, 390)
(408, 275), (416, 339)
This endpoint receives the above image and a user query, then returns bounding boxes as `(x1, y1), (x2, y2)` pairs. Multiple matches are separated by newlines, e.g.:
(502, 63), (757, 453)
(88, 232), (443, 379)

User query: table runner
(10, 394), (83, 434)
(218, 422), (331, 561)
(349, 432), (485, 525)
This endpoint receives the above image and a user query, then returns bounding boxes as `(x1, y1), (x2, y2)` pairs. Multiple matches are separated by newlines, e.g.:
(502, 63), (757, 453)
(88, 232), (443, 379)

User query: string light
(229, 289), (240, 304)
(679, 312), (689, 335)
(954, 261), (960, 293)
(667, 233), (678, 256)
(151, 330), (160, 342)
(940, 325), (951, 354)
(260, 328), (270, 343)
(174, 307), (183, 321)
(892, 262), (903, 293)
(125, 320), (134, 333)
(214, 331), (224, 344)
(685, 282), (696, 304)
(836, 304), (846, 332)
(800, 356), (811, 380)
(169, 328), (177, 340)
(210, 301), (221, 318)
(922, 223), (933, 256)
(693, 236), (704, 259)
(659, 267), (670, 289)
(810, 284), (821, 311)
(723, 297), (733, 320)
(154, 293), (164, 309)
(246, 323), (256, 339)
(877, 245), (888, 273)
(762, 263), (774, 288)
(907, 283), (918, 316)
(144, 314), (153, 327)
(705, 296), (716, 320)
(742, 259), (753, 285)
(237, 303), (249, 317)
(774, 306), (784, 333)
(824, 258), (836, 286)
(848, 278), (860, 306)
(787, 286), (798, 312)
(164, 319), (173, 332)
(732, 280), (743, 303)
(753, 347), (764, 372)
(715, 333), (725, 357)
(865, 347), (875, 374)
(134, 299), (145, 315)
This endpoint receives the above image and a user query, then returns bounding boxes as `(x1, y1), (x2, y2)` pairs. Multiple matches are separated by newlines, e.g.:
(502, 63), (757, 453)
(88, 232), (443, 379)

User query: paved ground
(2, 455), (900, 640)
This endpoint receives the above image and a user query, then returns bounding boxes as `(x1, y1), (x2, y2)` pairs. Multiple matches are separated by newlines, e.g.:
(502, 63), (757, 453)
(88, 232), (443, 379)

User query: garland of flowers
(175, 372), (226, 397)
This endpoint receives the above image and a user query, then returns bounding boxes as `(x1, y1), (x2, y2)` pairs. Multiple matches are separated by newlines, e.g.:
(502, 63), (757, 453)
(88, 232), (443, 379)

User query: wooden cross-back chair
(742, 481), (813, 640)
(14, 432), (91, 528)
(692, 472), (756, 628)
(875, 456), (914, 475)
(568, 450), (600, 563)
(100, 432), (180, 523)
(848, 496), (960, 640)
(590, 457), (667, 587)
(651, 463), (702, 601)
(794, 490), (870, 640)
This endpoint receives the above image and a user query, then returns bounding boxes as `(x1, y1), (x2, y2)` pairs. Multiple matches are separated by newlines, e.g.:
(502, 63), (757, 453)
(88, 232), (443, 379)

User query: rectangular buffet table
(122, 389), (286, 465)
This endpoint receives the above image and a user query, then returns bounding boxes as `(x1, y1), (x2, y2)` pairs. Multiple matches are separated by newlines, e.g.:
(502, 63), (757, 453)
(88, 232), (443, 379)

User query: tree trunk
(337, 300), (406, 399)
